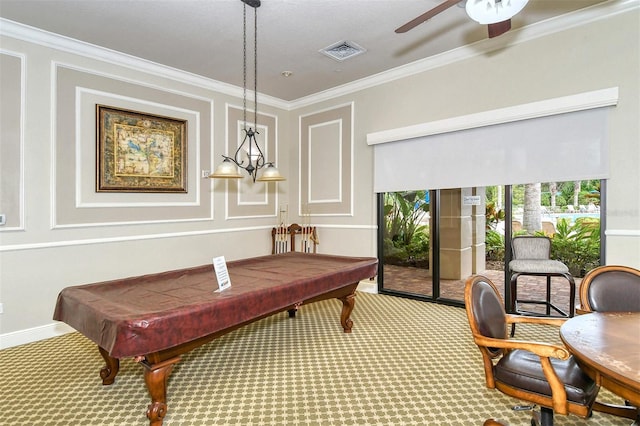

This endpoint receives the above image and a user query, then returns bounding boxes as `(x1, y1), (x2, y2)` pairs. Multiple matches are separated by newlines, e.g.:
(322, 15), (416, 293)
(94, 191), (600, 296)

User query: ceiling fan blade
(487, 19), (511, 38)
(395, 0), (461, 33)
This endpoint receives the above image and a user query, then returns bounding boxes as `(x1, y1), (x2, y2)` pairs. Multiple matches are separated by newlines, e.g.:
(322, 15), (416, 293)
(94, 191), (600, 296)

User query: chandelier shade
(257, 163), (286, 182)
(209, 0), (284, 183)
(210, 158), (244, 179)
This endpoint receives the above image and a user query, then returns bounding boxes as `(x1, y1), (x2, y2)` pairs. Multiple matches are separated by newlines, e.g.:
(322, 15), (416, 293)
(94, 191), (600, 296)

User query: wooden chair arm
(505, 313), (567, 327)
(474, 333), (571, 414)
(473, 334), (570, 360)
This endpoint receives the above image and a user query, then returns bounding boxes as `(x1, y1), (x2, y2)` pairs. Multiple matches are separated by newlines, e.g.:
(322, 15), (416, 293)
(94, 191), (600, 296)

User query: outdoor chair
(512, 220), (522, 232)
(465, 275), (598, 426)
(541, 221), (556, 237)
(577, 265), (640, 422)
(508, 236), (575, 336)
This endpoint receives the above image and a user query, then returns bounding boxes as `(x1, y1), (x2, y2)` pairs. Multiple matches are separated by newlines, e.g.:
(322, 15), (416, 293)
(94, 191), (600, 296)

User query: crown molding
(0, 18), (289, 110)
(1, 0), (637, 111)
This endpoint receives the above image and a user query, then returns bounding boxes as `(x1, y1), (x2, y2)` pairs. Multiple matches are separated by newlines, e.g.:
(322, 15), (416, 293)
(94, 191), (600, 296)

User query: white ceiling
(0, 0), (609, 101)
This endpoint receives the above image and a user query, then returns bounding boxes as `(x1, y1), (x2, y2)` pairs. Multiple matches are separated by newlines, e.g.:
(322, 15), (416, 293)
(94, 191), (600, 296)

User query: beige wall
(1, 5), (639, 346)
(291, 5), (639, 262)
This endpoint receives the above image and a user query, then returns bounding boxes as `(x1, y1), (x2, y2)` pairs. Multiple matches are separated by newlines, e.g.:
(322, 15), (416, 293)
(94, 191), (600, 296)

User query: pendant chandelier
(210, 0), (285, 183)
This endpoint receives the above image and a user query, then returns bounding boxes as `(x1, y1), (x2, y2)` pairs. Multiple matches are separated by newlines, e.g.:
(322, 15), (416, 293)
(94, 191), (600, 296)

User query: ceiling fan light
(465, 0), (529, 25)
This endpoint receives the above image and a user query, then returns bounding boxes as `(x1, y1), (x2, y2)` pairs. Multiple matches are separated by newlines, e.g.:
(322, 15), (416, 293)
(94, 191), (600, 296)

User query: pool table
(53, 252), (378, 425)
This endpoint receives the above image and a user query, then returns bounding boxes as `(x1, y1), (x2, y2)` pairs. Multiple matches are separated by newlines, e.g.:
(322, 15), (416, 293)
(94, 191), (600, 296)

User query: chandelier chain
(210, 0), (284, 182)
(254, 4), (258, 130)
(242, 3), (247, 129)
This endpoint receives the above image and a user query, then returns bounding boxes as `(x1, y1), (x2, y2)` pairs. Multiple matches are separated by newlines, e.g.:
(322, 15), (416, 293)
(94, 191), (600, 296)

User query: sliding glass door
(378, 191), (433, 298)
(377, 180), (603, 306)
(378, 187), (502, 306)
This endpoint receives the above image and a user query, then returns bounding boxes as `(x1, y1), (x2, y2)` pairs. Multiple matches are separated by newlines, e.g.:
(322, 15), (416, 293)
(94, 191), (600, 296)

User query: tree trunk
(523, 183), (542, 233)
(549, 182), (557, 208)
(573, 181), (581, 207)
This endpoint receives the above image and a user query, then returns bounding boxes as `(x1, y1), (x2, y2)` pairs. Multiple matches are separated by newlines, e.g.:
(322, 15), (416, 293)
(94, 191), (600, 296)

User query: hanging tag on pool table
(212, 256), (232, 292)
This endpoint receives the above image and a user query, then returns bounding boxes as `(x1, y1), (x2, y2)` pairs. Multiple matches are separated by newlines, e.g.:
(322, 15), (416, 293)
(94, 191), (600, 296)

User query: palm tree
(523, 183), (542, 232)
(549, 182), (558, 209)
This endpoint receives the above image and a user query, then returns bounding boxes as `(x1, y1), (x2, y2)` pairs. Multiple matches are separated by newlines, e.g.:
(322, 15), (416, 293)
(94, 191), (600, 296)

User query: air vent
(320, 40), (366, 62)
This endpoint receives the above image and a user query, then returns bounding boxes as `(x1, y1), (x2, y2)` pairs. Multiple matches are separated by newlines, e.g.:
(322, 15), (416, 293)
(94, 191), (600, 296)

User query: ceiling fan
(395, 0), (529, 38)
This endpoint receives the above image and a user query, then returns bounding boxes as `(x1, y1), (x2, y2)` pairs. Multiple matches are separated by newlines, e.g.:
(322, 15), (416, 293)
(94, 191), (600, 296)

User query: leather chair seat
(496, 349), (598, 406)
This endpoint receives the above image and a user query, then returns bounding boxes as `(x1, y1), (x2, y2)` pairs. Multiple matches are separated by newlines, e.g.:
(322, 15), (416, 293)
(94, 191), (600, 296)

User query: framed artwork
(96, 105), (187, 192)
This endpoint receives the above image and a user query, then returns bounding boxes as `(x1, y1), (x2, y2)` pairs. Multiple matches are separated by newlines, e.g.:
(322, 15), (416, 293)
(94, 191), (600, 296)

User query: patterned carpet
(0, 292), (630, 426)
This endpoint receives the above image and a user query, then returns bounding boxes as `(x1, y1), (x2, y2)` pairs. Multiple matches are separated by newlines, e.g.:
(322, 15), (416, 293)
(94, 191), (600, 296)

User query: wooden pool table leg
(98, 346), (120, 385)
(338, 292), (356, 333)
(141, 356), (180, 426)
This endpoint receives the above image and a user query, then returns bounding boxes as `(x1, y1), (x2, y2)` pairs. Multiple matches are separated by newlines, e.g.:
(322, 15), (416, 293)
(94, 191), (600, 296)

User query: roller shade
(372, 106), (611, 193)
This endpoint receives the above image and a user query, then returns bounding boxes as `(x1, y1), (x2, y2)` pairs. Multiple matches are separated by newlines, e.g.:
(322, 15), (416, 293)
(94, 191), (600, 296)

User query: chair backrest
(579, 265), (640, 312)
(289, 223), (318, 253)
(271, 225), (292, 254)
(271, 223), (319, 254)
(541, 221), (556, 237)
(464, 275), (508, 358)
(511, 236), (551, 260)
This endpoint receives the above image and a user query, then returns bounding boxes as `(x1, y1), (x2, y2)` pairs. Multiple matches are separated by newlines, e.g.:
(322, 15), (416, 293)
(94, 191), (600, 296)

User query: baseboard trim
(1, 322), (75, 350)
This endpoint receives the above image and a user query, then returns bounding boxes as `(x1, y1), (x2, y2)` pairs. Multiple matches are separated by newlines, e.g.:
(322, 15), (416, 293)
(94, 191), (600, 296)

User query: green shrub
(549, 218), (600, 276)
(485, 229), (505, 261)
(383, 192), (430, 267)
(485, 201), (505, 230)
(406, 227), (429, 258)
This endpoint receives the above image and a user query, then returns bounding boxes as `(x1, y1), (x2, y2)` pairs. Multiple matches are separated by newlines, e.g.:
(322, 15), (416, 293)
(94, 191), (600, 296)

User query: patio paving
(379, 264), (581, 316)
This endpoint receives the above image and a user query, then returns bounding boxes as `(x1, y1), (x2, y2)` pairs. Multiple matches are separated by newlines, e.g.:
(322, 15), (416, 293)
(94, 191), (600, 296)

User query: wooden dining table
(560, 312), (640, 422)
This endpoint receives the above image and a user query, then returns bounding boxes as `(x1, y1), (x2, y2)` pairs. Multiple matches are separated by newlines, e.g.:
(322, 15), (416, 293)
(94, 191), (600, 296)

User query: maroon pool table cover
(53, 252), (377, 358)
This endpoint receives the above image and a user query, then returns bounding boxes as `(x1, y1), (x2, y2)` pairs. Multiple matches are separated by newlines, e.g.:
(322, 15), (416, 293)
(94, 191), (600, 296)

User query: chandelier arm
(231, 130), (251, 168)
(252, 135), (266, 169)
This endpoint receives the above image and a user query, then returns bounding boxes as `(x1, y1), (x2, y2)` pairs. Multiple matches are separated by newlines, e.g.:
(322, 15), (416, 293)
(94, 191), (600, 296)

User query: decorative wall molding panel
(53, 64), (214, 228)
(299, 103), (353, 216)
(0, 51), (25, 231)
(223, 104), (280, 220)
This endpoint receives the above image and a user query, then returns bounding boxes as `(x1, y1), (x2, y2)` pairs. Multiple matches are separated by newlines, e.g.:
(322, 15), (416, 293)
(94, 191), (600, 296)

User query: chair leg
(563, 273), (576, 317)
(509, 272), (520, 337)
(539, 407), (554, 426)
(545, 276), (552, 316)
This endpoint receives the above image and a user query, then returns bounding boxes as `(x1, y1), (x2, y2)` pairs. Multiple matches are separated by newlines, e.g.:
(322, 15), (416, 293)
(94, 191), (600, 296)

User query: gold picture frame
(96, 105), (187, 192)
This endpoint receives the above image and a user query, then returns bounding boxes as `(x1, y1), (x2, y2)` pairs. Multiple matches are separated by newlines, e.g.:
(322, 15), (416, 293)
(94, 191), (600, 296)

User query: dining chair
(271, 223), (319, 254)
(288, 223), (319, 253)
(271, 224), (293, 254)
(578, 265), (640, 313)
(465, 275), (598, 426)
(577, 264), (640, 422)
(483, 419), (508, 426)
